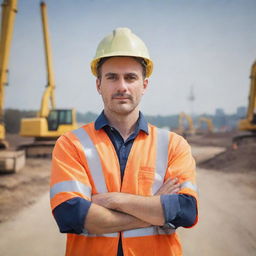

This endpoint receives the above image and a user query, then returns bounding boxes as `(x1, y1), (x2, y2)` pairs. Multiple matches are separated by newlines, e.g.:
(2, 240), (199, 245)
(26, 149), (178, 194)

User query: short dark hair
(96, 56), (147, 79)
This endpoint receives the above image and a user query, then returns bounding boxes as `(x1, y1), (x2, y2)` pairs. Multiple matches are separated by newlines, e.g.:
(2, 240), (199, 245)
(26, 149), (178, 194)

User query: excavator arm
(38, 1), (56, 118)
(0, 0), (17, 145)
(19, 1), (77, 147)
(178, 112), (195, 136)
(0, 0), (25, 173)
(198, 117), (214, 133)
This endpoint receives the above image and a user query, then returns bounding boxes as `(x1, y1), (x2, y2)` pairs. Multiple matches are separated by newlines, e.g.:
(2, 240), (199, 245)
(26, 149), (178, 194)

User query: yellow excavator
(19, 2), (77, 156)
(0, 0), (25, 172)
(197, 117), (214, 134)
(177, 112), (195, 137)
(233, 60), (256, 146)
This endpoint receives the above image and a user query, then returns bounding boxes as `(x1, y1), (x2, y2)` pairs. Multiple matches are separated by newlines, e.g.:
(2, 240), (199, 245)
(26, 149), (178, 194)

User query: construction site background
(0, 0), (255, 255)
(4, 107), (247, 134)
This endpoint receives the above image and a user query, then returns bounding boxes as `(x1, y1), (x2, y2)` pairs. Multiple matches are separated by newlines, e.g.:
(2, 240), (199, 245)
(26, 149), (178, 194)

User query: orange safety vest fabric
(50, 122), (198, 256)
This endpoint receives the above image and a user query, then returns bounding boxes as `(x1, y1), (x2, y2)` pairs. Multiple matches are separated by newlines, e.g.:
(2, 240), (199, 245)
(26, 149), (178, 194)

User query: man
(50, 27), (198, 256)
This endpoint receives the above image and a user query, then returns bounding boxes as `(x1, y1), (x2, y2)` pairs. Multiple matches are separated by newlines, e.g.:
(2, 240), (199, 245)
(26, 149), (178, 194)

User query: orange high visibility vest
(50, 122), (198, 256)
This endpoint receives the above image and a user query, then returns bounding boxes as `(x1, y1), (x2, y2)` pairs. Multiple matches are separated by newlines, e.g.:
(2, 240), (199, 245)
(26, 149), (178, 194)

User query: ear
(96, 78), (101, 94)
(142, 78), (148, 95)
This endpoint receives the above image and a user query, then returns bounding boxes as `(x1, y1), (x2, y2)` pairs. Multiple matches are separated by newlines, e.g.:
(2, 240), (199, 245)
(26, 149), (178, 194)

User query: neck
(104, 109), (140, 141)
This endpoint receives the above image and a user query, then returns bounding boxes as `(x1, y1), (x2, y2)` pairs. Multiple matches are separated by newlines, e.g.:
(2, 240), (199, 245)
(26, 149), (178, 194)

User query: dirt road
(0, 193), (65, 256)
(0, 145), (255, 255)
(178, 168), (256, 256)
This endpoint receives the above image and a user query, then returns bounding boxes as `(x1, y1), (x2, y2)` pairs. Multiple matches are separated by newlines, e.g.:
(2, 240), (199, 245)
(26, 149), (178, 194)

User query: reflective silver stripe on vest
(73, 128), (119, 238)
(181, 181), (197, 192)
(123, 128), (173, 238)
(72, 128), (108, 193)
(80, 230), (119, 238)
(123, 226), (175, 238)
(50, 180), (91, 199)
(152, 128), (170, 195)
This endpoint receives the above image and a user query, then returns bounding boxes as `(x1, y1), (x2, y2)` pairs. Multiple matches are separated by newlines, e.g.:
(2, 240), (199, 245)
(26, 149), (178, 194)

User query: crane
(19, 2), (77, 156)
(0, 0), (25, 172)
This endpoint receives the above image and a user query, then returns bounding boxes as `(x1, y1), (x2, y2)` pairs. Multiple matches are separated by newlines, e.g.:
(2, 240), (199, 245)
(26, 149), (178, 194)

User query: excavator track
(232, 133), (256, 147)
(18, 140), (56, 158)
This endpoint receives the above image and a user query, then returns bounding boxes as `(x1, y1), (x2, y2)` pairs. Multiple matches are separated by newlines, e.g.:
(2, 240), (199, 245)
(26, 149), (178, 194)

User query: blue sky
(4, 0), (256, 115)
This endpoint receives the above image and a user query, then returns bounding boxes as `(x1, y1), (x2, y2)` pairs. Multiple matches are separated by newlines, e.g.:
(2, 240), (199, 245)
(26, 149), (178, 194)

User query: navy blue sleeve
(160, 194), (197, 228)
(53, 197), (92, 234)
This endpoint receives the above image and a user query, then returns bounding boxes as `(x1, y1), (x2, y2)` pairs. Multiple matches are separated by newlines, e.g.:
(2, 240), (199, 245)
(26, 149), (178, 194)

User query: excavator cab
(253, 115), (256, 125)
(47, 109), (73, 131)
(20, 108), (77, 139)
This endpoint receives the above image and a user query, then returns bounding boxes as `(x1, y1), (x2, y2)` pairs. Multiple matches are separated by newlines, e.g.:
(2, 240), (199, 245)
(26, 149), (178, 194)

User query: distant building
(214, 108), (227, 130)
(236, 106), (247, 118)
(215, 108), (225, 116)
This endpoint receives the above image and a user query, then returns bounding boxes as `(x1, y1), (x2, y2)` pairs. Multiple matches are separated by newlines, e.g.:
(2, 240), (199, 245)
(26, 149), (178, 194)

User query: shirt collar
(94, 111), (149, 135)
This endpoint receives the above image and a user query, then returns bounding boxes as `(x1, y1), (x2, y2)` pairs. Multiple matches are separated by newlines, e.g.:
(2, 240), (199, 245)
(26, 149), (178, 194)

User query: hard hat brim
(91, 55), (153, 78)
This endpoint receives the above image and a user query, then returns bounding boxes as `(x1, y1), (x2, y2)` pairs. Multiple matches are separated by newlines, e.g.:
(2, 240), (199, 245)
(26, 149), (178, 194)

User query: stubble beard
(108, 97), (140, 116)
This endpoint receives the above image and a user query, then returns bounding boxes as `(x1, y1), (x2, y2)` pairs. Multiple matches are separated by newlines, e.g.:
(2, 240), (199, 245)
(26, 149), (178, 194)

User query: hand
(92, 192), (119, 210)
(155, 178), (181, 195)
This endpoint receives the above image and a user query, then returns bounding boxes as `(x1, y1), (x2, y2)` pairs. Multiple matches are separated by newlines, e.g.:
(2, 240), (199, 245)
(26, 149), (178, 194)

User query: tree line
(4, 109), (36, 133)
(3, 108), (241, 134)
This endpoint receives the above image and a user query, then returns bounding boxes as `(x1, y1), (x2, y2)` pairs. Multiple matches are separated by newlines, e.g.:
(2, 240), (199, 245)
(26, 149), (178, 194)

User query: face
(96, 57), (148, 116)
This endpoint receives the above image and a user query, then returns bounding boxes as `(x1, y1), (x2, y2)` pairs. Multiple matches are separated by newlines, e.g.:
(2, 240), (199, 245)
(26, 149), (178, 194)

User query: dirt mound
(199, 143), (256, 172)
(187, 132), (236, 147)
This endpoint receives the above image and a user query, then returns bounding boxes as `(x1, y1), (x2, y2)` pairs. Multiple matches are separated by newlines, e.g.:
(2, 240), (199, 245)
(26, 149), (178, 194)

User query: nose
(116, 77), (128, 92)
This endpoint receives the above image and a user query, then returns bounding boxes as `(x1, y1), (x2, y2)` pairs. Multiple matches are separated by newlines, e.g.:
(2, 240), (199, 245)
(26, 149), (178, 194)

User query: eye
(125, 74), (138, 81)
(105, 73), (118, 80)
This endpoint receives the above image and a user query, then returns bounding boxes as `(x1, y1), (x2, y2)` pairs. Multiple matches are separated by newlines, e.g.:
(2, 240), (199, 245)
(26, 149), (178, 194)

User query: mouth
(112, 94), (132, 101)
(113, 97), (129, 100)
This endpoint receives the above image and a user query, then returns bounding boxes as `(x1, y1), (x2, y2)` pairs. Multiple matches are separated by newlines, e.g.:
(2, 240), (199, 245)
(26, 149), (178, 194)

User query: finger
(155, 178), (180, 195)
(171, 188), (180, 194)
(165, 183), (181, 194)
(155, 183), (180, 195)
(165, 180), (180, 188)
(170, 177), (179, 185)
(163, 177), (178, 187)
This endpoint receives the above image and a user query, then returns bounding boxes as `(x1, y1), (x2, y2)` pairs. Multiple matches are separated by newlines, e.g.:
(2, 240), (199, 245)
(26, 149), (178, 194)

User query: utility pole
(188, 85), (195, 117)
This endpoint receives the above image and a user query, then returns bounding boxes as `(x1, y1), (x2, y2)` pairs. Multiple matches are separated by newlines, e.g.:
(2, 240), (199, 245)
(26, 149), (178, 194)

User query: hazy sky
(4, 0), (256, 115)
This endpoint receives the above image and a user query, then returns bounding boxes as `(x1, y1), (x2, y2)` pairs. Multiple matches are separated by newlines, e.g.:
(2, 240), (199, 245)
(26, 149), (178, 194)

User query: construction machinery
(177, 112), (195, 137)
(233, 60), (256, 146)
(197, 116), (214, 134)
(19, 2), (77, 156)
(0, 0), (25, 172)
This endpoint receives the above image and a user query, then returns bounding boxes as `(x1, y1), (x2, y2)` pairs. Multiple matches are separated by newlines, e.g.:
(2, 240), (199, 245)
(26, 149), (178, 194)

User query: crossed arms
(84, 178), (180, 234)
